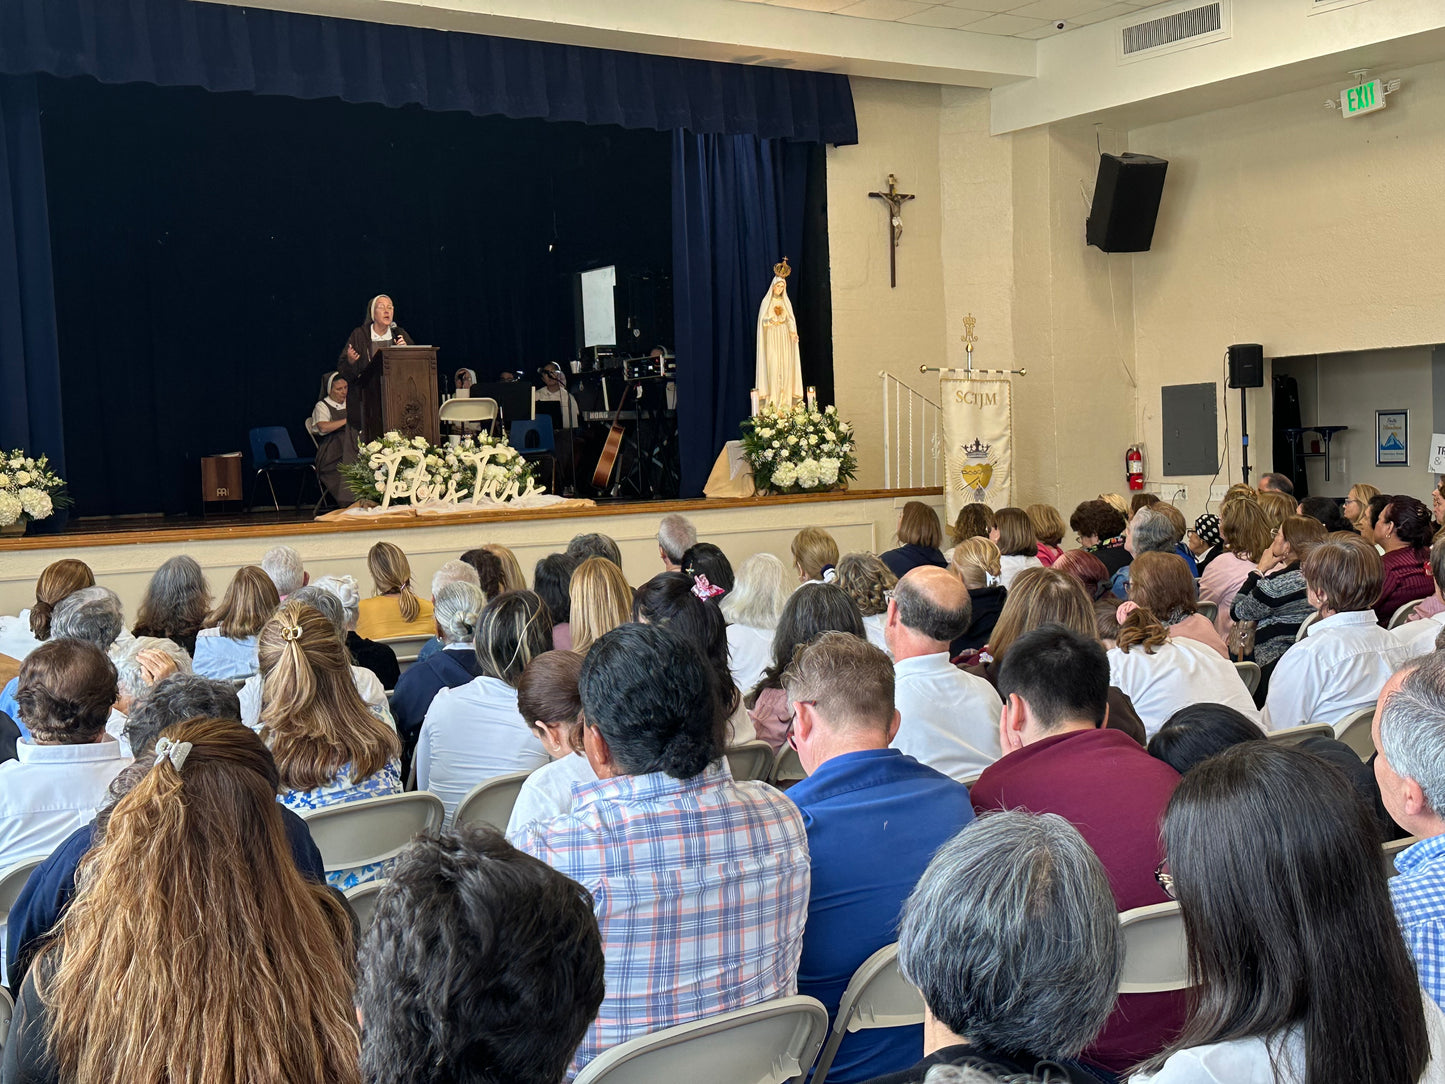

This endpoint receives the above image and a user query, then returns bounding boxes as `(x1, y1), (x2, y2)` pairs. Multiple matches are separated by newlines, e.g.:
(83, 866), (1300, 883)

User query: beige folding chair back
(344, 878), (389, 932)
(439, 397), (499, 426)
(300, 791), (444, 873)
(1334, 706), (1377, 760)
(571, 995), (829, 1084)
(1266, 722), (1335, 746)
(1295, 611), (1320, 642)
(810, 943), (924, 1084)
(1234, 661), (1261, 696)
(378, 633), (433, 675)
(1195, 600), (1217, 622)
(0, 984), (12, 1057)
(1118, 901), (1190, 994)
(959, 769), (984, 789)
(0, 855), (46, 920)
(772, 745), (806, 787)
(725, 740), (777, 783)
(1389, 599), (1426, 630)
(1384, 836), (1419, 878)
(453, 770), (534, 832)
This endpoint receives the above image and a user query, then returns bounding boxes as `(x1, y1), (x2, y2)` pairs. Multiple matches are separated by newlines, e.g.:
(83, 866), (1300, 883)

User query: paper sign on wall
(1430, 433), (1445, 474)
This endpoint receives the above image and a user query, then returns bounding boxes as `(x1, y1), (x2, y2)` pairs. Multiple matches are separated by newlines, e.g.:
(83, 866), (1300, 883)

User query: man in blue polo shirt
(782, 631), (975, 1084)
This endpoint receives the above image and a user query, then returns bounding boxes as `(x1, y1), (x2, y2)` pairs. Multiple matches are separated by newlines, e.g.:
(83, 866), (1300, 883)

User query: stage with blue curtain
(0, 0), (855, 521)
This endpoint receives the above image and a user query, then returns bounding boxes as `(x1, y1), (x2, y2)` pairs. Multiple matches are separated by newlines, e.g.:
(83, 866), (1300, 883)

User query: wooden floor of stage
(2, 488), (944, 552)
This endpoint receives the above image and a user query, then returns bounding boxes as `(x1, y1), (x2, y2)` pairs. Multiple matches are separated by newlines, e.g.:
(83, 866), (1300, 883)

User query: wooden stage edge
(0, 488), (945, 553)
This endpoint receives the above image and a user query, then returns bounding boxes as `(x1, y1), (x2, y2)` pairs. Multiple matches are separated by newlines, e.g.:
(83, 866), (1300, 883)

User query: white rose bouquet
(0, 448), (71, 528)
(339, 430), (535, 505)
(739, 404), (856, 495)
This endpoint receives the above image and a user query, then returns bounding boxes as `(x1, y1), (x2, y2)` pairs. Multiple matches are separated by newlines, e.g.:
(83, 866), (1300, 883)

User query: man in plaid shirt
(1376, 658), (1445, 1010)
(515, 622), (810, 1076)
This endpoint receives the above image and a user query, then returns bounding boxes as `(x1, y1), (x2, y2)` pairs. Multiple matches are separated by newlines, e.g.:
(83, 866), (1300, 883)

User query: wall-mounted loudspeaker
(1086, 153), (1168, 253)
(1227, 343), (1265, 389)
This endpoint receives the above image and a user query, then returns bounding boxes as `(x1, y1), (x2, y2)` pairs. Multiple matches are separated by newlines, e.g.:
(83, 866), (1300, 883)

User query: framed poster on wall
(1377, 409), (1409, 466)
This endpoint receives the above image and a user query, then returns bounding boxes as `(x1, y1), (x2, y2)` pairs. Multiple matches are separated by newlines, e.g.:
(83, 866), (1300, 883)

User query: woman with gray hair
(866, 811), (1121, 1084)
(1108, 505), (1179, 599)
(132, 554), (211, 656)
(720, 552), (793, 694)
(389, 581), (486, 780)
(313, 571), (399, 689)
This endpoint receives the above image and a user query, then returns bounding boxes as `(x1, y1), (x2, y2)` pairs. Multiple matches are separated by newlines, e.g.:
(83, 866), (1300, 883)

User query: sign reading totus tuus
(941, 375), (1013, 522)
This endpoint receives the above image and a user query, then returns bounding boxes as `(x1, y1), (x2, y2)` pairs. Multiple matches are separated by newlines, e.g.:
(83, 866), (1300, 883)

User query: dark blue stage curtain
(0, 0), (857, 145)
(672, 131), (810, 498)
(0, 74), (66, 529)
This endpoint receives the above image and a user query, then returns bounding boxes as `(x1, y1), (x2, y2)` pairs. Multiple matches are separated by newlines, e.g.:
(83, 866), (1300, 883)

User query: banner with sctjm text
(941, 375), (1013, 523)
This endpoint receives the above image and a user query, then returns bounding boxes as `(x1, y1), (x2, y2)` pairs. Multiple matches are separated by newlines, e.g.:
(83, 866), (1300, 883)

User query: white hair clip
(986, 572), (1002, 588)
(821, 565), (837, 584)
(154, 737), (194, 772)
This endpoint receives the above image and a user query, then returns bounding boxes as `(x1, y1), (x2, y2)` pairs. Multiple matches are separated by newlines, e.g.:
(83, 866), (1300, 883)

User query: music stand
(477, 381), (533, 427)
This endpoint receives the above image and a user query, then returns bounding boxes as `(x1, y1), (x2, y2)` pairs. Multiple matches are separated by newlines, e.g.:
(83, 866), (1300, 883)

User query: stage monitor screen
(579, 265), (617, 348)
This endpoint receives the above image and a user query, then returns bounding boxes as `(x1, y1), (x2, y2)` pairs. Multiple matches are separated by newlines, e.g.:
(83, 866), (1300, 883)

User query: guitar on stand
(591, 381), (635, 494)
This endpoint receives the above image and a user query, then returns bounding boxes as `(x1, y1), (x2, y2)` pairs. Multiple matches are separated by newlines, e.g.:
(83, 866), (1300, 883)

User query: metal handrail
(879, 372), (941, 489)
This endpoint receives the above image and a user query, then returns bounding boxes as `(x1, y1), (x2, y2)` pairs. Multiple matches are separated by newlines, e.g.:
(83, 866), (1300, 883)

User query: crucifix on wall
(869, 173), (915, 288)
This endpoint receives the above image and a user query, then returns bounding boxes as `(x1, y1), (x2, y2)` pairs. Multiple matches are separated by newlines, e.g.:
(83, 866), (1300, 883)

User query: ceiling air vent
(1118, 1), (1230, 63)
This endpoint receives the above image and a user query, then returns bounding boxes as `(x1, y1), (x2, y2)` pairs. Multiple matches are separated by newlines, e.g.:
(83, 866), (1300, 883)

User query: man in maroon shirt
(970, 624), (1184, 1076)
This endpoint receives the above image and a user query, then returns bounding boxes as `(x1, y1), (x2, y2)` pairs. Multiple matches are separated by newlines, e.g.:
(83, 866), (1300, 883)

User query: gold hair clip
(281, 623), (303, 642)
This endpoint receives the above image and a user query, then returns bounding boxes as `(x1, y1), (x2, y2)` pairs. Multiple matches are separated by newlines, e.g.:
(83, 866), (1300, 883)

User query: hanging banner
(941, 375), (1013, 522)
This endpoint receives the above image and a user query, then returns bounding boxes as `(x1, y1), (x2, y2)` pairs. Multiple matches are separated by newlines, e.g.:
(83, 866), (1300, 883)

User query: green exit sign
(1341, 79), (1385, 117)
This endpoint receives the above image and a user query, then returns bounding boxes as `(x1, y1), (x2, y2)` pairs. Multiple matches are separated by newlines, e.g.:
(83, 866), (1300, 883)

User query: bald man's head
(894, 566), (972, 645)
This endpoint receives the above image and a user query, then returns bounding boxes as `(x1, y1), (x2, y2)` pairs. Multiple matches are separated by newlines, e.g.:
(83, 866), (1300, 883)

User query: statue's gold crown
(773, 257), (792, 279)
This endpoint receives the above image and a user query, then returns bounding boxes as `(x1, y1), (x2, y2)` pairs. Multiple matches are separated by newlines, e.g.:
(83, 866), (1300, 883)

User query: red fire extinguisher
(1126, 445), (1145, 492)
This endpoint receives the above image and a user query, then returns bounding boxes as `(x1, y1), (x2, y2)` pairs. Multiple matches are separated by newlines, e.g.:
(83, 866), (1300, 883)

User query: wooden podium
(358, 346), (440, 446)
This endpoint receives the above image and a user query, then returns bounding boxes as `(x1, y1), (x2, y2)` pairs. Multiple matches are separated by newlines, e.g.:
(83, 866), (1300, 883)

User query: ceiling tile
(764, 0), (856, 11)
(1067, 2), (1144, 25)
(898, 5), (994, 27)
(941, 0), (1035, 10)
(831, 0), (938, 19)
(959, 11), (1047, 32)
(1015, 21), (1069, 37)
(1007, 0), (1112, 18)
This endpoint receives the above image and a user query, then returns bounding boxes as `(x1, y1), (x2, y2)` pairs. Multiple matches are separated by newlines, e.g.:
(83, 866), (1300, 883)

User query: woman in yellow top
(356, 541), (435, 639)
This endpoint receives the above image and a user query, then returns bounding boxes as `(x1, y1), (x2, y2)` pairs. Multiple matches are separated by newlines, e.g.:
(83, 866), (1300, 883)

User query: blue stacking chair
(509, 417), (556, 491)
(248, 426), (320, 512)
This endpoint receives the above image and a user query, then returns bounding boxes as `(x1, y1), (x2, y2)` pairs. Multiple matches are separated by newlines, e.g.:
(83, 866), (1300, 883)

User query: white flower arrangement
(739, 404), (856, 495)
(0, 449), (69, 527)
(339, 430), (537, 507)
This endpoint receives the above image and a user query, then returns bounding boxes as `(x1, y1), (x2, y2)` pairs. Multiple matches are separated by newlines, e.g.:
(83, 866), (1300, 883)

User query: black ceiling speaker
(1086, 152), (1169, 253)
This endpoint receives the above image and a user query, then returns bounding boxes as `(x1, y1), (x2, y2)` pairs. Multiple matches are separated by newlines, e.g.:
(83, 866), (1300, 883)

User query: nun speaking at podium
(336, 294), (415, 440)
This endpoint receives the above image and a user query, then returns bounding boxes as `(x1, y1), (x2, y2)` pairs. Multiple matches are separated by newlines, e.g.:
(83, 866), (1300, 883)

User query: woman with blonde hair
(193, 565), (281, 680)
(417, 591), (553, 822)
(569, 556), (633, 655)
(879, 501), (947, 579)
(132, 554), (210, 655)
(834, 552), (897, 654)
(1256, 489), (1295, 532)
(4, 717), (361, 1084)
(258, 601), (402, 886)
(356, 540), (434, 639)
(1199, 497), (1274, 638)
(1343, 481), (1382, 535)
(1026, 504), (1067, 567)
(1097, 600), (1261, 738)
(1231, 515), (1328, 698)
(1127, 551), (1228, 659)
(990, 507), (1043, 588)
(483, 543), (528, 593)
(1098, 492), (1131, 519)
(791, 526), (839, 584)
(720, 552), (793, 693)
(949, 537), (1006, 657)
(0, 558), (94, 662)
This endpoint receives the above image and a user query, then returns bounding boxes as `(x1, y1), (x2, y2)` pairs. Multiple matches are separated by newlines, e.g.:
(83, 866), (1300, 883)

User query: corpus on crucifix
(869, 173), (915, 288)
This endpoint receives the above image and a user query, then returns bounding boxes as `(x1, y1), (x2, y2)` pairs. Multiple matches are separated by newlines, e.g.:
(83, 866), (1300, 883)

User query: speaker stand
(1240, 386), (1251, 486)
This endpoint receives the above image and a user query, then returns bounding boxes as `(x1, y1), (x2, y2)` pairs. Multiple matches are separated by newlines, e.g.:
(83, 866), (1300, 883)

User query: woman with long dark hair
(1134, 742), (1443, 1083)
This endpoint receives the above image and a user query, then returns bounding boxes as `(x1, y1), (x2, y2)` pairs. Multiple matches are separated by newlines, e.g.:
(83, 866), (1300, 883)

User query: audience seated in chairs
(861, 811), (1121, 1084)
(534, 552), (580, 652)
(944, 503), (994, 566)
(309, 573), (400, 690)
(681, 541), (735, 600)
(356, 540), (435, 641)
(569, 556), (633, 657)
(257, 601), (402, 888)
(414, 560), (483, 663)
(1069, 499), (1129, 578)
(4, 718), (359, 1084)
(460, 545), (511, 599)
(1133, 742), (1445, 1082)
(5, 673), (326, 992)
(1264, 533), (1412, 730)
(1184, 512), (1223, 574)
(885, 567), (1002, 781)
(656, 513), (697, 573)
(991, 507), (1043, 590)
(505, 650), (594, 836)
(131, 554), (210, 657)
(514, 623), (810, 1078)
(1026, 503), (1067, 567)
(1127, 551), (1228, 659)
(389, 582), (485, 781)
(417, 591), (552, 823)
(970, 625), (1183, 1075)
(782, 631), (974, 1083)
(879, 501), (949, 580)
(357, 825), (605, 1084)
(1108, 505), (1178, 598)
(0, 558), (93, 664)
(835, 552), (898, 656)
(720, 552), (793, 694)
(1375, 495), (1436, 625)
(566, 532), (623, 571)
(792, 526), (840, 585)
(1199, 496), (1273, 640)
(0, 586), (132, 731)
(193, 565), (280, 681)
(1393, 534), (1445, 660)
(1228, 514), (1327, 699)
(747, 582), (865, 753)
(260, 543), (306, 601)
(948, 537), (1006, 658)
(1098, 600), (1261, 737)
(109, 638), (192, 752)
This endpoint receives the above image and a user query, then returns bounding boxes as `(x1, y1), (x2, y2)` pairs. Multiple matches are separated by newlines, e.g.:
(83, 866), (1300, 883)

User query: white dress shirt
(862, 612), (892, 656)
(0, 610), (40, 662)
(240, 665), (395, 731)
(998, 554), (1044, 589)
(1264, 610), (1415, 731)
(417, 674), (550, 824)
(726, 623), (774, 695)
(1108, 638), (1261, 738)
(890, 652), (1002, 781)
(0, 737), (130, 870)
(505, 752), (597, 839)
(1393, 609), (1445, 662)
